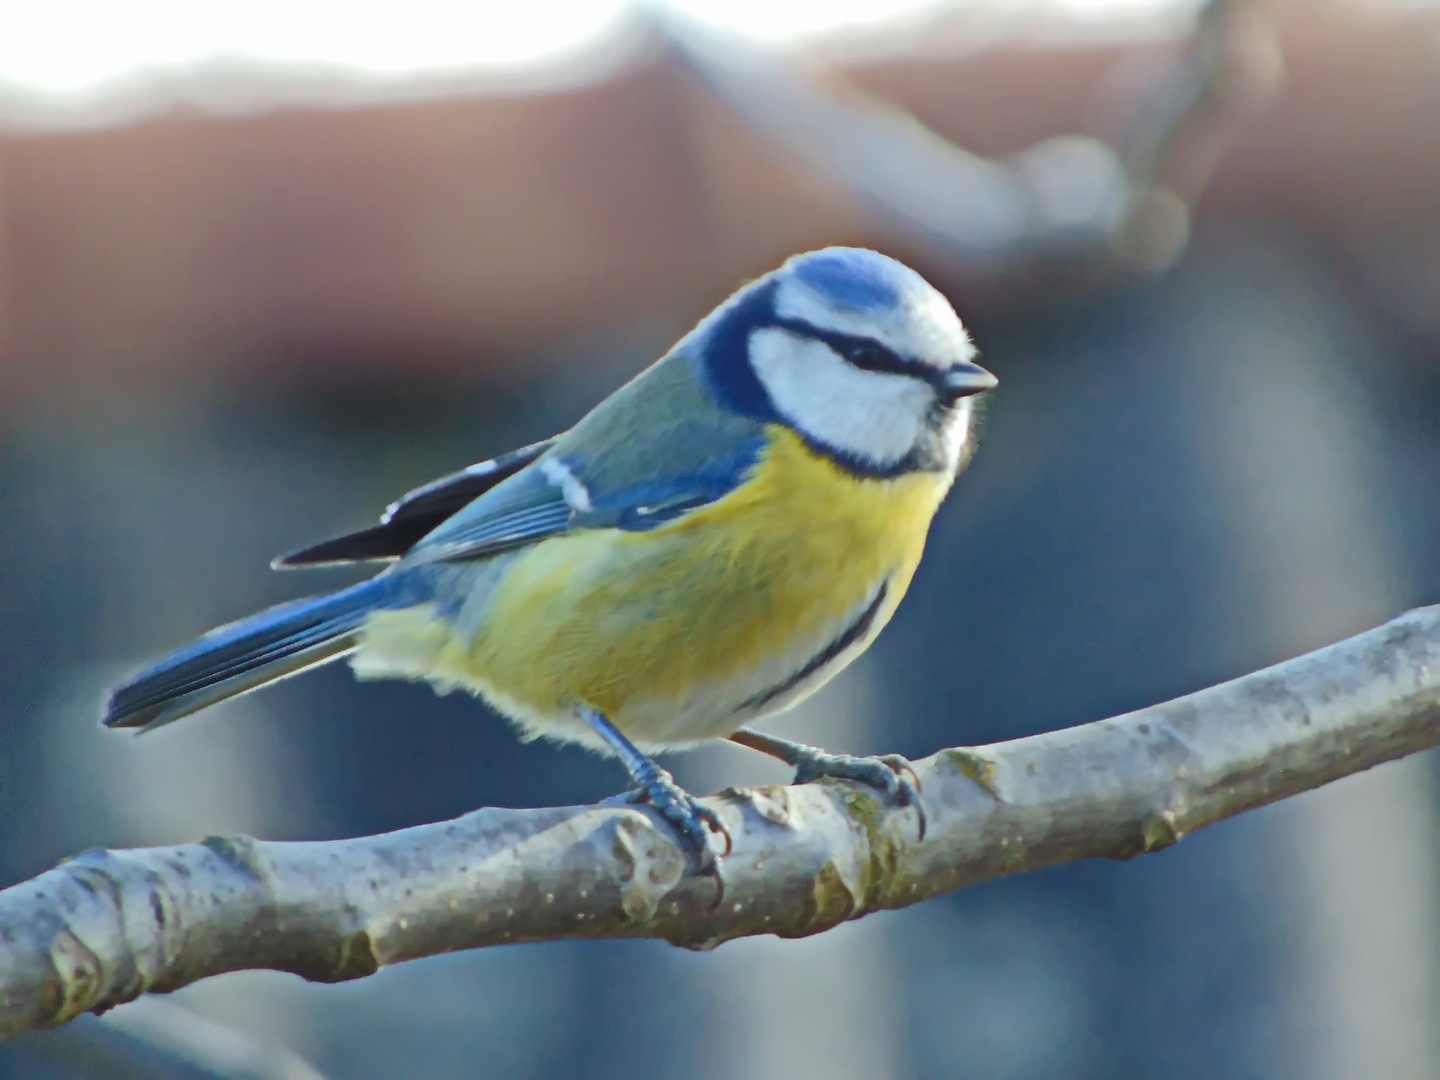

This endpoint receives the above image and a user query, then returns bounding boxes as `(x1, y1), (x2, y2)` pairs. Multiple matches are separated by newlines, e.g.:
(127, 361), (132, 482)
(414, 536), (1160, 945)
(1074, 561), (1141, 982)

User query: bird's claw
(792, 749), (927, 841)
(623, 769), (732, 873)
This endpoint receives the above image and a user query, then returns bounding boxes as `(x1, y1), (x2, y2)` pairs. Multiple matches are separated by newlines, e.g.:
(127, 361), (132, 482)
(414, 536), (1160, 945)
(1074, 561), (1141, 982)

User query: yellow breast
(360, 427), (954, 750)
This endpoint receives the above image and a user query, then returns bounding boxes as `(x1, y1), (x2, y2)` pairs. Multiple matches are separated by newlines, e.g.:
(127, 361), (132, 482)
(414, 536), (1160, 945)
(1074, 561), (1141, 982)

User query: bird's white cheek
(749, 328), (930, 467)
(939, 400), (974, 471)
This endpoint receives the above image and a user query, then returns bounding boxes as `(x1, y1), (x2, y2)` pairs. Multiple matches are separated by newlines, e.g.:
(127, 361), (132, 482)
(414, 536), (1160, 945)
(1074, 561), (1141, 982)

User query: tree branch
(1110, 0), (1283, 271)
(4, 605), (1439, 1040)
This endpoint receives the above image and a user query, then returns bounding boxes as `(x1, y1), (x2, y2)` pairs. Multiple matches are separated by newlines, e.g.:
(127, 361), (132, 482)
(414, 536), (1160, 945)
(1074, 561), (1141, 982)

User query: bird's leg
(729, 728), (926, 840)
(584, 707), (731, 870)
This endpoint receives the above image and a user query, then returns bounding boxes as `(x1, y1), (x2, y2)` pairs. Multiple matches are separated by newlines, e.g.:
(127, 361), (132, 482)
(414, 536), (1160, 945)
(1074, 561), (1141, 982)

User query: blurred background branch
(1109, 0), (1282, 269)
(6, 1), (1440, 406)
(4, 604), (1439, 1041)
(6, 1000), (329, 1080)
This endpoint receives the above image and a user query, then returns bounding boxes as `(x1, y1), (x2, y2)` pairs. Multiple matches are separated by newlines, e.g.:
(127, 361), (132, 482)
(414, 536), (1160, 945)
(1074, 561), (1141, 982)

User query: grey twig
(1111, 0), (1284, 269)
(4, 605), (1439, 1041)
(9, 999), (329, 1079)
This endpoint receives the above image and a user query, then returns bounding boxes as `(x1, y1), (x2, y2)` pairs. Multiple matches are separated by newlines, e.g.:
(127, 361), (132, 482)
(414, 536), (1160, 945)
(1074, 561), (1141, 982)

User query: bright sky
(1, 0), (1177, 98)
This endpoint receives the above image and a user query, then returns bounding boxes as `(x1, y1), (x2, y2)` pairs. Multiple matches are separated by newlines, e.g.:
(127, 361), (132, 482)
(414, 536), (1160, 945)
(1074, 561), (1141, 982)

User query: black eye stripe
(771, 319), (936, 382)
(842, 340), (912, 376)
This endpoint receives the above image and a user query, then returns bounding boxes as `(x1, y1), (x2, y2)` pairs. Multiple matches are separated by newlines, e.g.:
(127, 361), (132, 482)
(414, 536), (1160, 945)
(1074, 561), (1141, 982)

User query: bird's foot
(583, 706), (731, 873)
(730, 729), (926, 840)
(620, 768), (731, 873)
(793, 749), (926, 840)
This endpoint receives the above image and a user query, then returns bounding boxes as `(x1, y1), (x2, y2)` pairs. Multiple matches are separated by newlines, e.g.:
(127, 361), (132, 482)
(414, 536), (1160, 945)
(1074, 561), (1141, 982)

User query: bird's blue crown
(786, 248), (906, 315)
(691, 247), (966, 425)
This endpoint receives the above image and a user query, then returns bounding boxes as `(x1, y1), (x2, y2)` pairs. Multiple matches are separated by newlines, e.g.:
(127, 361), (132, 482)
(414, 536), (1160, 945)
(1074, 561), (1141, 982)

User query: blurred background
(3, 0), (1440, 1076)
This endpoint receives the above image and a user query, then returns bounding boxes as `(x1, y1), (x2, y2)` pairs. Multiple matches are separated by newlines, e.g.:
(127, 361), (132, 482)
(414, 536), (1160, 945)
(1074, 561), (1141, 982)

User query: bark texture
(3, 605), (1439, 1040)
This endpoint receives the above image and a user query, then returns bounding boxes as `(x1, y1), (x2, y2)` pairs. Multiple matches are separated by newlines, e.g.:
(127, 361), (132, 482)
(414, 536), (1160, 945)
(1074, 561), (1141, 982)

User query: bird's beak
(936, 361), (998, 401)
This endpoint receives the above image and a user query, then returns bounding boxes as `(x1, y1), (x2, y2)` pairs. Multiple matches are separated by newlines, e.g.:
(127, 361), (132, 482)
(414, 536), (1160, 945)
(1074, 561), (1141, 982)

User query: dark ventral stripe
(738, 578), (890, 712)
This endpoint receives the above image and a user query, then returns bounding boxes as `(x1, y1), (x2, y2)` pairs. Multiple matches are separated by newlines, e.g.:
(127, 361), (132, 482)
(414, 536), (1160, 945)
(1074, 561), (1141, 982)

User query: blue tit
(105, 247), (997, 865)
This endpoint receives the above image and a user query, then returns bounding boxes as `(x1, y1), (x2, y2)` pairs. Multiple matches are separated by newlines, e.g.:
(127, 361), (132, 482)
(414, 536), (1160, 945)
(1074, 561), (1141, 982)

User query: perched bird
(105, 247), (996, 866)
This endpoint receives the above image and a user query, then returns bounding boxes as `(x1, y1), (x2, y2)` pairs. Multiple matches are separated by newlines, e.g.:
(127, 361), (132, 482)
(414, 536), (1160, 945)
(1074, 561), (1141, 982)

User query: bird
(104, 247), (997, 869)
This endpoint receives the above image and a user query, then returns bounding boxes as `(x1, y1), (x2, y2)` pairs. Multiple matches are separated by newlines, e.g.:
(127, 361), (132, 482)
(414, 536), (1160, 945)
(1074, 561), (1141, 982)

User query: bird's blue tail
(104, 576), (406, 732)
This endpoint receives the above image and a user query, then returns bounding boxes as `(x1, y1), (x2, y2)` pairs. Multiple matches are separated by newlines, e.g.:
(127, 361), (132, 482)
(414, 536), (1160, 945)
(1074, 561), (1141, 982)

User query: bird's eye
(844, 341), (899, 373)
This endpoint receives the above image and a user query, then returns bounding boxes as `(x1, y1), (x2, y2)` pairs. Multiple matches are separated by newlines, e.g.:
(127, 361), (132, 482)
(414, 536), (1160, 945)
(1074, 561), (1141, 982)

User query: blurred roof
(1, 2), (1437, 408)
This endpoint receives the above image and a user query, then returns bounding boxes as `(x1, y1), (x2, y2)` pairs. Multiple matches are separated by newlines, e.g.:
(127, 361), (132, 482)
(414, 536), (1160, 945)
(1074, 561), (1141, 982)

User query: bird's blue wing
(274, 438), (556, 568)
(404, 468), (578, 562)
(407, 352), (769, 564)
